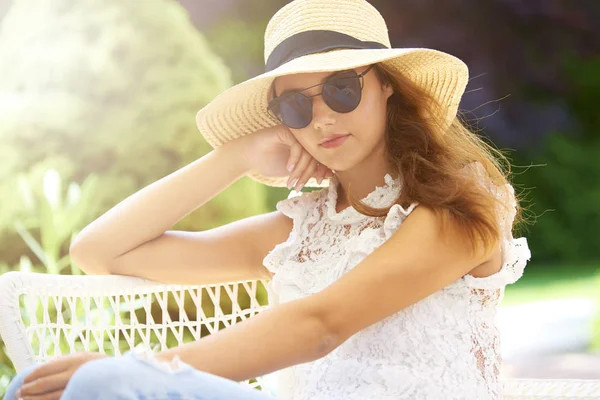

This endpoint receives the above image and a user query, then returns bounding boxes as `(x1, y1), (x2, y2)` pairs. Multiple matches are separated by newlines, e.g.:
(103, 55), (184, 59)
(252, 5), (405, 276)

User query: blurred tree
(0, 0), (270, 265)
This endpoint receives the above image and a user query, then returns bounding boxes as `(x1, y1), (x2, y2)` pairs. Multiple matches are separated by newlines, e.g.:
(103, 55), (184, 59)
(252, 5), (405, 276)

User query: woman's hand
(231, 124), (333, 191)
(15, 352), (109, 399)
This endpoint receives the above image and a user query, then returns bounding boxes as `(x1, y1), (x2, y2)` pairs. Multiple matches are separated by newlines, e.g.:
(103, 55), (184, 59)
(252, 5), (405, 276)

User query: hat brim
(196, 47), (468, 188)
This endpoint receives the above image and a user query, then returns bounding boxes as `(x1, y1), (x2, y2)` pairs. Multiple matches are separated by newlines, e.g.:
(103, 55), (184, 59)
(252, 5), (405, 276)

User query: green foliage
(205, 19), (267, 85)
(510, 56), (600, 263)
(0, 167), (100, 394)
(0, 0), (271, 266)
(562, 55), (600, 134)
(13, 168), (101, 274)
(510, 133), (600, 262)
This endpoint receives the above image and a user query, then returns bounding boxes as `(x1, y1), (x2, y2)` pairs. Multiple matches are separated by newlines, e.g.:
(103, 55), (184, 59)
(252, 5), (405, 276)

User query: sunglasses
(267, 64), (375, 129)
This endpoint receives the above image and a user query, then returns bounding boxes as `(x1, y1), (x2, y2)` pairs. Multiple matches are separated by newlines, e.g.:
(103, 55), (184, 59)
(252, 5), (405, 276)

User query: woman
(6, 0), (530, 399)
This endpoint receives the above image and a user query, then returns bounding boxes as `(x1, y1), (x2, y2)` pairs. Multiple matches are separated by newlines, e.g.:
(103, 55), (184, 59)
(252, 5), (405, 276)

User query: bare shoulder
(403, 205), (502, 278)
(466, 244), (502, 278)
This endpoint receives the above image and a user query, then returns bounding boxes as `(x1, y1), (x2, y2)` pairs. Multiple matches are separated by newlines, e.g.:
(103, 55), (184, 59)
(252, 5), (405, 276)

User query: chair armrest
(502, 377), (600, 399)
(0, 271), (269, 372)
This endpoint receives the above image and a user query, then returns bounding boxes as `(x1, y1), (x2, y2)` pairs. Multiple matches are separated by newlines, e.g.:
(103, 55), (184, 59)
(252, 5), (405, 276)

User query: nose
(311, 95), (336, 131)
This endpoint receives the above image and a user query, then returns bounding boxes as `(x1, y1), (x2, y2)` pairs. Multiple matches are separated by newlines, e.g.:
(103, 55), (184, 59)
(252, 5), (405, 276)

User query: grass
(502, 262), (600, 306)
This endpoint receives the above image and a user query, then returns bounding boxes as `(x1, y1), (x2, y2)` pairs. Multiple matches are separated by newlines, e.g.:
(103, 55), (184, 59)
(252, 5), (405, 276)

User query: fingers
(313, 162), (332, 185)
(19, 388), (64, 400)
(280, 126), (302, 173)
(312, 162), (324, 185)
(18, 370), (71, 397)
(287, 154), (334, 190)
(296, 159), (319, 189)
(287, 149), (312, 190)
(283, 129), (335, 190)
(286, 142), (303, 173)
(23, 357), (71, 384)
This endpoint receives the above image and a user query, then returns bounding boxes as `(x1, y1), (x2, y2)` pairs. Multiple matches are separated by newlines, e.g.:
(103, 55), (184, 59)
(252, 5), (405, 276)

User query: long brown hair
(348, 62), (522, 256)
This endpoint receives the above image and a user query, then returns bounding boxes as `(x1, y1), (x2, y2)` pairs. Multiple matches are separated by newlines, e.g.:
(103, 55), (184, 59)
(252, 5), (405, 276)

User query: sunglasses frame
(267, 64), (375, 129)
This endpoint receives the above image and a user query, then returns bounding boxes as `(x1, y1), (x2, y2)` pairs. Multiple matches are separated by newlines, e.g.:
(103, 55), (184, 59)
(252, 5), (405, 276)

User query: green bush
(510, 133), (600, 263)
(509, 55), (600, 264)
(0, 0), (270, 266)
(0, 167), (99, 395)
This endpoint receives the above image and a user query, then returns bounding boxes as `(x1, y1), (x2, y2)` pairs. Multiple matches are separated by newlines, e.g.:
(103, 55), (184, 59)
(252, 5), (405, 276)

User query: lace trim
(325, 173), (403, 223)
(463, 237), (531, 289)
(259, 165), (530, 399)
(262, 190), (323, 275)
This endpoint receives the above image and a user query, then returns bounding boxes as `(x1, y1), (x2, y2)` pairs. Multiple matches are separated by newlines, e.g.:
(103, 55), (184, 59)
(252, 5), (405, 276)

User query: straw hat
(195, 0), (469, 188)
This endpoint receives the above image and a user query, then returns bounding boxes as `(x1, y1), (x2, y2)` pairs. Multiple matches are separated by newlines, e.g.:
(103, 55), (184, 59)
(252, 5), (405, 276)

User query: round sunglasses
(267, 65), (375, 129)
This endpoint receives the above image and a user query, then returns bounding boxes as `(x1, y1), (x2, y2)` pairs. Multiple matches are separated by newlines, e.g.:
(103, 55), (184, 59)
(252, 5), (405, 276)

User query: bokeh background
(0, 0), (599, 393)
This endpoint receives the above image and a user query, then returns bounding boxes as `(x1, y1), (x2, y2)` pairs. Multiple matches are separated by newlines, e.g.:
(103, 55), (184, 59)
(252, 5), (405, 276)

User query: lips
(320, 134), (350, 145)
(320, 134), (350, 149)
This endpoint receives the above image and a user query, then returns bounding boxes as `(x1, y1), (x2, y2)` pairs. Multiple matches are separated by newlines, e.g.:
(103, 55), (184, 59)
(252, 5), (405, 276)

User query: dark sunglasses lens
(272, 93), (312, 129)
(323, 74), (362, 113)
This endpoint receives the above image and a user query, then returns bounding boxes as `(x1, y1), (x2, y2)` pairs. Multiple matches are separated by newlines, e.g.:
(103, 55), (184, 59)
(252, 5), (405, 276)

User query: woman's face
(272, 65), (393, 172)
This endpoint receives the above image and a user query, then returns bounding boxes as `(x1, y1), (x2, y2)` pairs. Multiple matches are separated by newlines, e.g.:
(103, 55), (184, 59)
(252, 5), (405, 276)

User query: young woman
(6, 0), (531, 399)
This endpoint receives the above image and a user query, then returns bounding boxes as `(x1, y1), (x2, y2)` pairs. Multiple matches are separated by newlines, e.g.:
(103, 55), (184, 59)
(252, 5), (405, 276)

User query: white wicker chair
(1, 271), (599, 399)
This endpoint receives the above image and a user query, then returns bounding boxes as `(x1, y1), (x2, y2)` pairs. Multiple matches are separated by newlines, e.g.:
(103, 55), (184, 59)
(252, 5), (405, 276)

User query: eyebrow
(275, 69), (351, 97)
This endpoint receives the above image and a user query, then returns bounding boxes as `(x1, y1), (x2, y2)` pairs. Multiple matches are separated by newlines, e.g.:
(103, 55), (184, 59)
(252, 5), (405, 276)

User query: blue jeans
(4, 351), (280, 399)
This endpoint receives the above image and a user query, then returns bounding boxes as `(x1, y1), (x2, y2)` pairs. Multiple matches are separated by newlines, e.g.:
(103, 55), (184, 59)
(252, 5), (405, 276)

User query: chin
(324, 161), (354, 173)
(318, 149), (366, 173)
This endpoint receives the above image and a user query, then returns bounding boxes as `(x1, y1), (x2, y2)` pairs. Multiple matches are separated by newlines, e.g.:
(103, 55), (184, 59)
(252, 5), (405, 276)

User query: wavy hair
(347, 62), (523, 255)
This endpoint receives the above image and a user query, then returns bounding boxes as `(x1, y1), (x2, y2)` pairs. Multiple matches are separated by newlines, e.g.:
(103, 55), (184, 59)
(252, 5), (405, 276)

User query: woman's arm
(70, 139), (245, 263)
(70, 123), (328, 285)
(156, 296), (331, 382)
(69, 138), (262, 279)
(153, 205), (496, 383)
(74, 210), (288, 285)
(69, 133), (294, 284)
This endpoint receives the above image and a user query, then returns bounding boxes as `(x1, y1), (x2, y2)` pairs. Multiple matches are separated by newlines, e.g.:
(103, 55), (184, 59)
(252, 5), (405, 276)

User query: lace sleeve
(383, 202), (419, 239)
(462, 162), (532, 289)
(262, 190), (322, 275)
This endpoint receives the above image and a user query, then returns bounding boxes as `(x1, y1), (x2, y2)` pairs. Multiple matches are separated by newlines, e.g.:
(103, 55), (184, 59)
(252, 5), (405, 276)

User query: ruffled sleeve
(262, 189), (322, 275)
(462, 162), (532, 289)
(383, 202), (420, 239)
(462, 237), (531, 289)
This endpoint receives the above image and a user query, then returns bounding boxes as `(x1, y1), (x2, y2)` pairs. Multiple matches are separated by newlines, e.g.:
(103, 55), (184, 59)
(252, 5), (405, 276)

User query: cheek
(291, 130), (319, 154)
(350, 92), (387, 135)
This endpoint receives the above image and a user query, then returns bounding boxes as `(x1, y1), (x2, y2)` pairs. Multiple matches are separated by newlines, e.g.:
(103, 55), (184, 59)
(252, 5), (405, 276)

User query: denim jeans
(4, 351), (280, 400)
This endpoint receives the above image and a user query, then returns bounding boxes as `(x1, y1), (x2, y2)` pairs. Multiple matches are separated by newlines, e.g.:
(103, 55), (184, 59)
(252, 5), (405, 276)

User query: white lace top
(261, 166), (531, 400)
